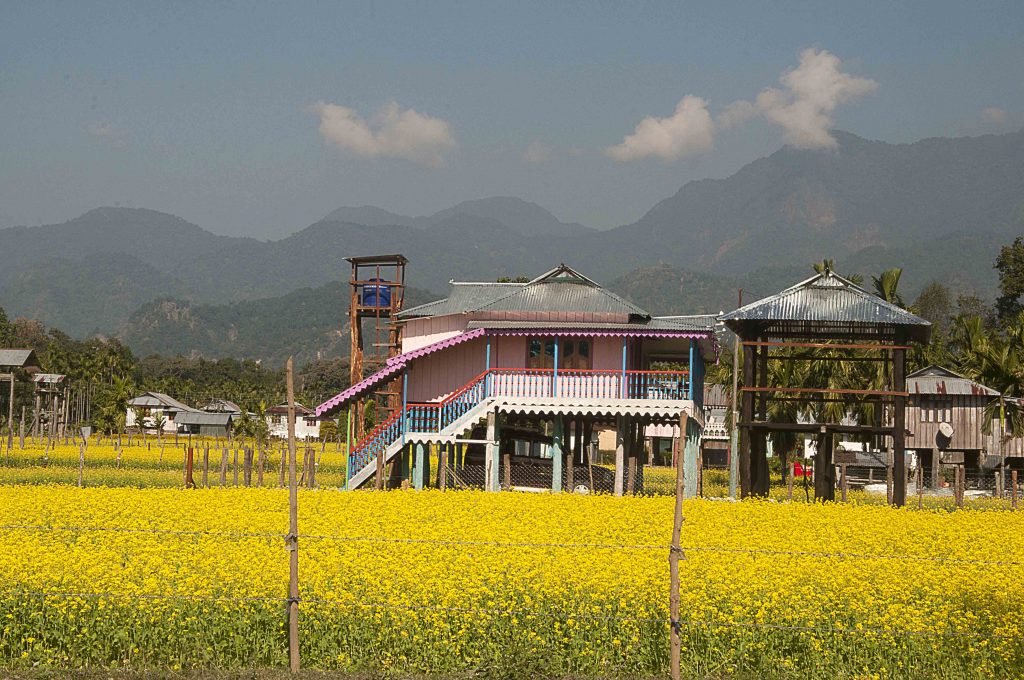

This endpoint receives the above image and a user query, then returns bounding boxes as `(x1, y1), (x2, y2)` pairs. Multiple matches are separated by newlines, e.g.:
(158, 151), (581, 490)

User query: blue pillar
(688, 340), (695, 401)
(552, 337), (559, 397)
(683, 416), (701, 499)
(401, 370), (408, 446)
(413, 442), (425, 490)
(551, 417), (564, 492)
(620, 337), (628, 398)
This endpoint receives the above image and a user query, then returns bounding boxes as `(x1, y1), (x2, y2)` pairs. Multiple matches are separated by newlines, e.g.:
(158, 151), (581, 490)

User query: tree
(871, 268), (905, 308)
(0, 307), (15, 348)
(995, 236), (1024, 323)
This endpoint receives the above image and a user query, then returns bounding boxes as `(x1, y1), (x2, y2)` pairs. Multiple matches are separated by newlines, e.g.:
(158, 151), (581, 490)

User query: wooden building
(907, 365), (1024, 486)
(317, 264), (716, 495)
(720, 269), (931, 506)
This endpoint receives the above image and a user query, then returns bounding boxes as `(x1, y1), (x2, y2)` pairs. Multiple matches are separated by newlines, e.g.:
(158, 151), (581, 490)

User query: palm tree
(872, 268), (906, 308)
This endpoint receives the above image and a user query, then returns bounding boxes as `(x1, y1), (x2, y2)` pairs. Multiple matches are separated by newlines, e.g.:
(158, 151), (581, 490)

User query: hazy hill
(584, 130), (1024, 279)
(2, 129), (1021, 355)
(119, 281), (438, 367)
(0, 207), (244, 283)
(323, 196), (592, 237)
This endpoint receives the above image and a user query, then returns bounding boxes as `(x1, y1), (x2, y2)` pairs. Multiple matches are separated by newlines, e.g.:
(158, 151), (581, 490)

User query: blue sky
(1, 1), (1022, 237)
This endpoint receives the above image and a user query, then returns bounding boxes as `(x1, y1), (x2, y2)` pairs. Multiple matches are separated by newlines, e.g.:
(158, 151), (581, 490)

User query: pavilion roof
(719, 270), (931, 343)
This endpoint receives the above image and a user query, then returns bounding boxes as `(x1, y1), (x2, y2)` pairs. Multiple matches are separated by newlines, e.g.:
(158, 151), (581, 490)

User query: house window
(920, 397), (952, 423)
(526, 338), (592, 370)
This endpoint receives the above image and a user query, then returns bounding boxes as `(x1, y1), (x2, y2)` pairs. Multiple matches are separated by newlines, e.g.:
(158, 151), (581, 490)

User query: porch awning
(315, 328), (486, 417)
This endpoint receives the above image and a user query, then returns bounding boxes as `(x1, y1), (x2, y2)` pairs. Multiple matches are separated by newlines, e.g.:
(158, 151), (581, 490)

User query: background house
(126, 391), (196, 433)
(266, 402), (320, 440)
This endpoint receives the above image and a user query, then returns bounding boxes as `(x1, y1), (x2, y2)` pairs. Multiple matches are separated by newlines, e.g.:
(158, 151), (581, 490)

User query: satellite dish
(938, 422), (954, 439)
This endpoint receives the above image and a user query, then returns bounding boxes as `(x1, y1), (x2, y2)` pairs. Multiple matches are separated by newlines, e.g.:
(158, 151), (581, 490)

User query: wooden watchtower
(720, 269), (931, 506)
(346, 254), (407, 439)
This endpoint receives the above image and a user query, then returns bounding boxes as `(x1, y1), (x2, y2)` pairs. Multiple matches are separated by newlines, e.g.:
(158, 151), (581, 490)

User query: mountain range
(1, 128), (1021, 364)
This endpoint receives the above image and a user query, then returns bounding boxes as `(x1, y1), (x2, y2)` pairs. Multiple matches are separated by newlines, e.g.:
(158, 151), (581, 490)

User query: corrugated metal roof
(476, 280), (648, 316)
(907, 366), (1000, 397)
(176, 412), (234, 427)
(128, 392), (197, 412)
(0, 349), (40, 369)
(398, 265), (651, 319)
(397, 283), (523, 319)
(719, 271), (931, 342)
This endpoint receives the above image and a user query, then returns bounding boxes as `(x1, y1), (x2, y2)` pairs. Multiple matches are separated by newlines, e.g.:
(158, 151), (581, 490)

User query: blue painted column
(552, 337), (559, 397)
(620, 337), (628, 398)
(413, 442), (425, 490)
(551, 417), (564, 492)
(688, 340), (695, 401)
(683, 415), (701, 499)
(401, 371), (409, 447)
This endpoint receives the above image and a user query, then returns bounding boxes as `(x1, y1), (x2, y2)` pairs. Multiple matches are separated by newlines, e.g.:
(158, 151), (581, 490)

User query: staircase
(346, 372), (492, 489)
(344, 367), (692, 489)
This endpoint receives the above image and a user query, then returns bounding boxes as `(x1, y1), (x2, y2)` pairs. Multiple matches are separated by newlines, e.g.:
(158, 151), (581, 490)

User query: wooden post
(955, 466), (964, 509)
(614, 415), (625, 496)
(439, 444), (448, 491)
(285, 357), (300, 673)
(19, 407), (24, 450)
(220, 449), (228, 486)
(185, 447), (195, 489)
(202, 447), (209, 488)
(669, 411), (687, 680)
(552, 417), (564, 492)
(307, 447), (316, 489)
(886, 451), (894, 505)
(375, 446), (385, 491)
(892, 346), (907, 507)
(244, 448), (253, 486)
(258, 449), (266, 486)
(840, 463), (848, 503)
(1012, 470), (1018, 510)
(77, 443), (85, 487)
(787, 462), (794, 501)
(233, 449), (239, 486)
(917, 466), (924, 509)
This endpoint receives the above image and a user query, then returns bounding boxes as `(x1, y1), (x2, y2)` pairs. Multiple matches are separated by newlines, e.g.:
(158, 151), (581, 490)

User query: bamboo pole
(77, 443), (85, 487)
(286, 357), (300, 673)
(669, 411), (687, 680)
(787, 461), (794, 501)
(1011, 470), (1018, 510)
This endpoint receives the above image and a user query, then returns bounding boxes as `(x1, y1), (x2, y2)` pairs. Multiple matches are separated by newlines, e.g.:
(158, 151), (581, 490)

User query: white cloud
(522, 141), (551, 164)
(310, 101), (456, 167)
(751, 48), (878, 149)
(605, 95), (714, 162)
(606, 48), (877, 161)
(982, 107), (1008, 125)
(87, 121), (129, 147)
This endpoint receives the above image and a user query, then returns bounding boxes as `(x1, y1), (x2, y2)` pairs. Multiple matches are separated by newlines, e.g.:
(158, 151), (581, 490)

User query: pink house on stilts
(316, 264), (716, 495)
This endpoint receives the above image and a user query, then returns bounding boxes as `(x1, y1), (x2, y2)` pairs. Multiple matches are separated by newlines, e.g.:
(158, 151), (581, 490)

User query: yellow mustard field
(1, 486), (1023, 677)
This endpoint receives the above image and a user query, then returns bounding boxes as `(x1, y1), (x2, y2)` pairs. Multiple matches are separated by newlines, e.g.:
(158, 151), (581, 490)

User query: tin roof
(398, 283), (522, 318)
(398, 264), (649, 319)
(267, 402), (314, 416)
(201, 398), (242, 414)
(0, 349), (40, 369)
(720, 271), (931, 343)
(176, 412), (234, 427)
(907, 366), (1000, 397)
(128, 391), (197, 412)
